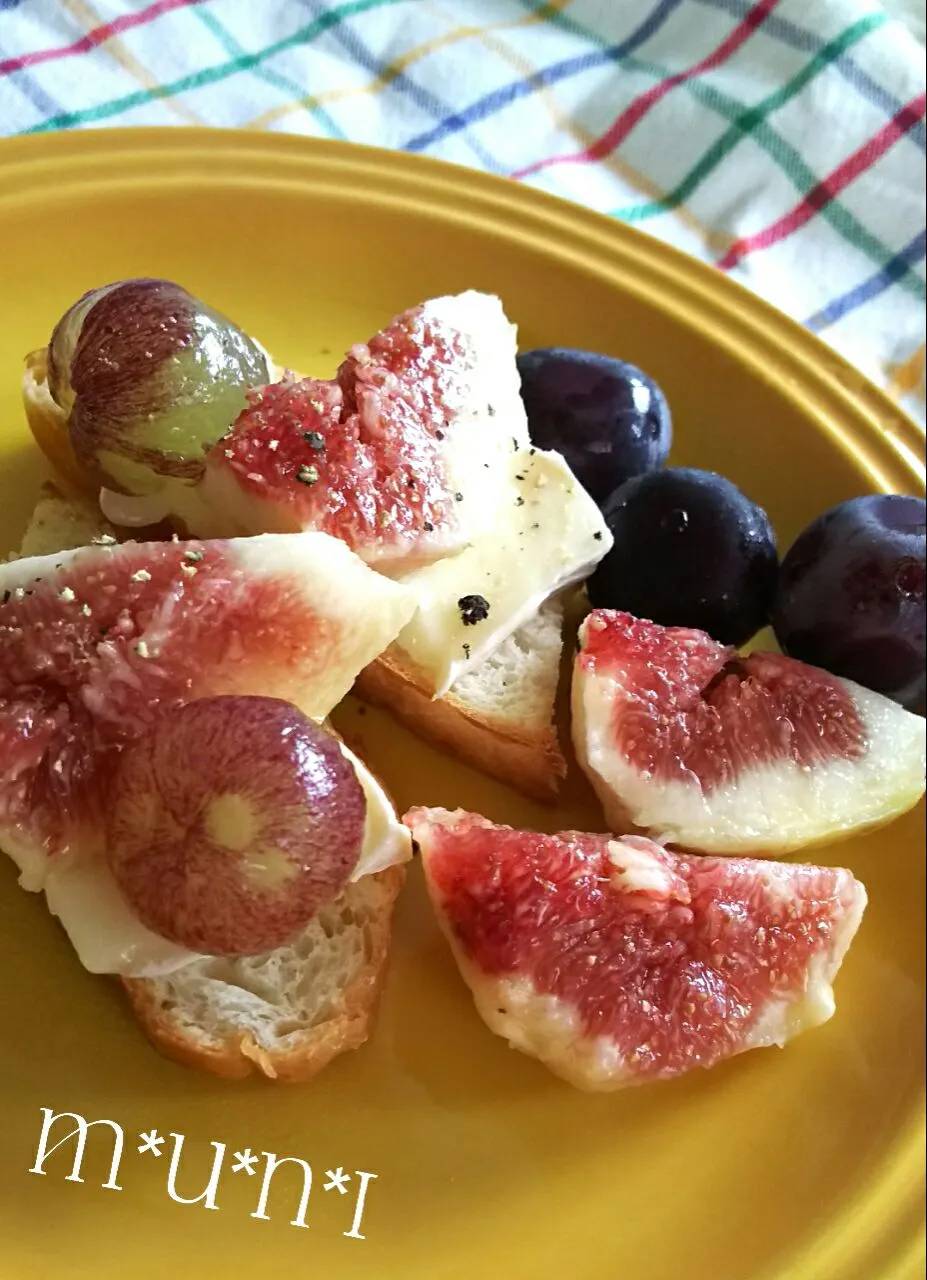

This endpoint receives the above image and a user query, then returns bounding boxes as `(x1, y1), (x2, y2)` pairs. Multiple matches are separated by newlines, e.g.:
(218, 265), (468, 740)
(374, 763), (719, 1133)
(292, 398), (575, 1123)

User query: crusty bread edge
(22, 347), (97, 497)
(356, 648), (566, 805)
(119, 865), (406, 1083)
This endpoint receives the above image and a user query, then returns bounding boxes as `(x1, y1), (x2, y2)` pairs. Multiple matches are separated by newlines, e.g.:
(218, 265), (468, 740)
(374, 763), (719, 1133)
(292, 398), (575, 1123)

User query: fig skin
(48, 278), (270, 494)
(106, 696), (367, 956)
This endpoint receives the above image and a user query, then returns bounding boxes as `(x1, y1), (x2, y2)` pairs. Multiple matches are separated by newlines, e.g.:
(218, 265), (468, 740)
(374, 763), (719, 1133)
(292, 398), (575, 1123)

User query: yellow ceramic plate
(0, 130), (923, 1280)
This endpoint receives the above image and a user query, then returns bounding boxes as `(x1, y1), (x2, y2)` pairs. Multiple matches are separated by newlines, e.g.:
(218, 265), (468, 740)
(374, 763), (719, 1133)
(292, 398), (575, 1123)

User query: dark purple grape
(516, 348), (671, 506)
(773, 494), (926, 710)
(587, 468), (778, 646)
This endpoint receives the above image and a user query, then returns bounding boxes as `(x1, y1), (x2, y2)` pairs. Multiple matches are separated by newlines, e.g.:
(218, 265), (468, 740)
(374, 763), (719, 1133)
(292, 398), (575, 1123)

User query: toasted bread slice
(356, 602), (568, 803)
(9, 486), (405, 1082)
(121, 865), (405, 1081)
(13, 480), (118, 559)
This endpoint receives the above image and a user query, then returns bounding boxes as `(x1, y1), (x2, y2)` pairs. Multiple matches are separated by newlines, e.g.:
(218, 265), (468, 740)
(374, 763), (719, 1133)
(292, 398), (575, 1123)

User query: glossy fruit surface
(48, 277), (270, 494)
(773, 494), (926, 710)
(108, 696), (366, 955)
(587, 467), (778, 646)
(516, 347), (671, 505)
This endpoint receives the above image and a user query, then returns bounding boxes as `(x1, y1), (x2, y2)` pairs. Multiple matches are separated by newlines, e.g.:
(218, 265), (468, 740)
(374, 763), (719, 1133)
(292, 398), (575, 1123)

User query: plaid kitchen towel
(0, 0), (925, 426)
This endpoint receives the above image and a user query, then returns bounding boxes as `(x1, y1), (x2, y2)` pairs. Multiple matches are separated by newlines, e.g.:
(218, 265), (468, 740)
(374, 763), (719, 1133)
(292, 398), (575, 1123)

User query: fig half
(572, 610), (926, 854)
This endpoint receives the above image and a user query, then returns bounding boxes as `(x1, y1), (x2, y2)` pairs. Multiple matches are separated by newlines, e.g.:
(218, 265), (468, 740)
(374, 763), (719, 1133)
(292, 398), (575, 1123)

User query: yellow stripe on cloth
(59, 0), (208, 126)
(244, 1), (572, 132)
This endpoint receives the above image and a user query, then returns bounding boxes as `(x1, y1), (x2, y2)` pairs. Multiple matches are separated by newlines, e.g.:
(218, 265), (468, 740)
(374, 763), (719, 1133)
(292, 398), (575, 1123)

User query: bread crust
(120, 865), (406, 1082)
(356, 646), (566, 804)
(22, 347), (95, 497)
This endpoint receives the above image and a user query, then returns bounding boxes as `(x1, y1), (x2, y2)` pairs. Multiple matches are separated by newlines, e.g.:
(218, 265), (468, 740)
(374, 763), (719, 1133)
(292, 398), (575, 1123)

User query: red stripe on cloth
(511, 0), (783, 180)
(716, 92), (927, 271)
(0, 0), (205, 78)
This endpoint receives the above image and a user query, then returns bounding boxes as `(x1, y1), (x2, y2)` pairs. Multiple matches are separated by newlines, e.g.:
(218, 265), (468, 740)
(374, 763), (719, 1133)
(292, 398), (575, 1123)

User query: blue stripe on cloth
(4, 65), (62, 115)
(696, 0), (927, 153)
(805, 229), (927, 330)
(192, 5), (347, 139)
(402, 0), (684, 155)
(296, 0), (504, 171)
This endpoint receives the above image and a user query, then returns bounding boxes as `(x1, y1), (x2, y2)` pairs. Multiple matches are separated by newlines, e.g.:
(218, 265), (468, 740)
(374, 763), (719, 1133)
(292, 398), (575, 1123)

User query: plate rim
(0, 125), (923, 1280)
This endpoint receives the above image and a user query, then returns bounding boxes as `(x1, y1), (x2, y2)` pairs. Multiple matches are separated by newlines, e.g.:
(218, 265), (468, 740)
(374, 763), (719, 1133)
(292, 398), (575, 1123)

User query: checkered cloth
(1, 0), (925, 425)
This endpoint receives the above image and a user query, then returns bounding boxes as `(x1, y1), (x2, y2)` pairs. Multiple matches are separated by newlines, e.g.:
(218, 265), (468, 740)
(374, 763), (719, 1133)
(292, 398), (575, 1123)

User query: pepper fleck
(435, 430), (445, 441)
(593, 531), (603, 541)
(515, 496), (525, 507)
(458, 594), (491, 626)
(423, 521), (435, 532)
(487, 405), (496, 417)
(454, 492), (464, 502)
(462, 643), (471, 659)
(303, 431), (325, 451)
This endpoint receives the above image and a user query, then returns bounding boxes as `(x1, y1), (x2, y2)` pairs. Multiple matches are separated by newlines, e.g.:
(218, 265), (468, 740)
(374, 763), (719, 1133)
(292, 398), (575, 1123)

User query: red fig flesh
(407, 808), (867, 1090)
(182, 293), (530, 574)
(572, 611), (926, 853)
(0, 533), (414, 875)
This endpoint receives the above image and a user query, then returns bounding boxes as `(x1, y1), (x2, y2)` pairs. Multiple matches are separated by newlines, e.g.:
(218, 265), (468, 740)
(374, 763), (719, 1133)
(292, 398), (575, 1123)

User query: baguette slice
(12, 480), (118, 558)
(356, 603), (568, 803)
(10, 485), (405, 1082)
(121, 865), (405, 1081)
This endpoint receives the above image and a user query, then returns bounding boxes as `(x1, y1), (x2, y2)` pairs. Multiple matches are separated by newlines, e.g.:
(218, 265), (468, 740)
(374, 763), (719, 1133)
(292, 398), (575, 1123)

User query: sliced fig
(571, 611), (925, 854)
(108, 697), (366, 955)
(407, 807), (867, 1091)
(171, 292), (531, 574)
(0, 532), (415, 880)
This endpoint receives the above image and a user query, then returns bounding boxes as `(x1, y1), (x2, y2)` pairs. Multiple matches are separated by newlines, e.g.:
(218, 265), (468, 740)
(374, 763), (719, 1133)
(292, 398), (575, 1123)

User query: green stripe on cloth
(614, 15), (884, 218)
(534, 5), (924, 301)
(192, 6), (348, 139)
(18, 0), (404, 135)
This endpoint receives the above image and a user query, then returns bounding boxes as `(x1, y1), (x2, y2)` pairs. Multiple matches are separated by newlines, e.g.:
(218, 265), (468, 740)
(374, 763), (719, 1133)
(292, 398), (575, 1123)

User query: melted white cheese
(396, 448), (613, 697)
(2, 745), (410, 978)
